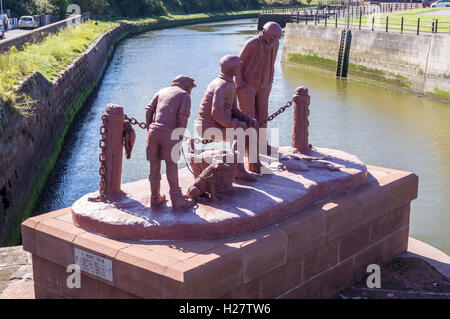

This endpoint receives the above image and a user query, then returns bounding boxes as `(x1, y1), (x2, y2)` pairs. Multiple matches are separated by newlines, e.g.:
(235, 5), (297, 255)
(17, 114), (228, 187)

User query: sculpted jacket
(236, 32), (279, 89)
(197, 73), (250, 129)
(145, 85), (191, 131)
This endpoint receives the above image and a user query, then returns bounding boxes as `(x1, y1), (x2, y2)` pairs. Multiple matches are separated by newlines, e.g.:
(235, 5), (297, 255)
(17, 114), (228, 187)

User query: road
(1, 28), (32, 41)
(418, 9), (450, 16)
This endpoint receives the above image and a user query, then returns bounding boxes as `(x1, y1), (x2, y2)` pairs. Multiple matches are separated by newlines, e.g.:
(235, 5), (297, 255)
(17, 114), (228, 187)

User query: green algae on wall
(287, 53), (415, 93)
(428, 88), (450, 103)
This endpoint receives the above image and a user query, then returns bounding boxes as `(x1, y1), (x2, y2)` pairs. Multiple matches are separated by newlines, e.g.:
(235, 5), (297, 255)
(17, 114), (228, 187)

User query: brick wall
(0, 23), (132, 245)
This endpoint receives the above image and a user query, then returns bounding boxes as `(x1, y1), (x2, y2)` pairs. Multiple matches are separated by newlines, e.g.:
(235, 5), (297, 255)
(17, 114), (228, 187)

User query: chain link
(181, 136), (214, 145)
(263, 98), (295, 124)
(89, 114), (108, 201)
(124, 114), (213, 144)
(125, 115), (147, 130)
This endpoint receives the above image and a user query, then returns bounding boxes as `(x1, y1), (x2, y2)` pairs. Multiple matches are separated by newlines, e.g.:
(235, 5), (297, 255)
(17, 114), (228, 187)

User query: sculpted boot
(150, 181), (166, 208)
(246, 145), (262, 174)
(170, 187), (195, 211)
(234, 163), (257, 182)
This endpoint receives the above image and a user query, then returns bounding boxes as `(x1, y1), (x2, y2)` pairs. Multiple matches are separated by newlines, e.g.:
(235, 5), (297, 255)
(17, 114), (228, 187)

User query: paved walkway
(1, 28), (31, 41)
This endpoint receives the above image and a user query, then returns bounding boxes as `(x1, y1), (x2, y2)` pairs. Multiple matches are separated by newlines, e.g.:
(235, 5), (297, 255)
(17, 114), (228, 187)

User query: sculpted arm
(177, 94), (191, 133)
(235, 40), (253, 88)
(231, 95), (258, 129)
(211, 86), (239, 128)
(145, 94), (158, 129)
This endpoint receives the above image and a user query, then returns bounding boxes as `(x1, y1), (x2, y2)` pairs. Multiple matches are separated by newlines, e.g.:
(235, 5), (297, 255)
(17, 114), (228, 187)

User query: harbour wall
(281, 24), (450, 101)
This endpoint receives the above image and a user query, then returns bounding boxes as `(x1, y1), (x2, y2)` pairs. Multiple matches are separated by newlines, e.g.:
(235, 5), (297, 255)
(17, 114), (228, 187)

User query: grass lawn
(0, 20), (118, 107)
(117, 10), (259, 25)
(333, 8), (450, 33)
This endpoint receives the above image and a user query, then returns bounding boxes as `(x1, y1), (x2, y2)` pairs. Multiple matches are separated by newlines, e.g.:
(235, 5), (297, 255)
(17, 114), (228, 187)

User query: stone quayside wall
(282, 24), (450, 102)
(0, 13), (257, 246)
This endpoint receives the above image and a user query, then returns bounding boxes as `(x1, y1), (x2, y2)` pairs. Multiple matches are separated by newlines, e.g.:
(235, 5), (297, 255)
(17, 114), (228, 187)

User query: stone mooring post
(291, 86), (311, 154)
(102, 104), (125, 195)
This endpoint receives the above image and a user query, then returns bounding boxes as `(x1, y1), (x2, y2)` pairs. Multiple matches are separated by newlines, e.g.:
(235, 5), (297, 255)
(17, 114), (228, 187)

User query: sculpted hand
(236, 121), (248, 130)
(247, 117), (258, 129)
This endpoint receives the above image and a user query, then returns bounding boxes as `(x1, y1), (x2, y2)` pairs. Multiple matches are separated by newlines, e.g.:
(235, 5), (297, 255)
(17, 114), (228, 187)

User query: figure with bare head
(196, 55), (258, 182)
(145, 75), (197, 210)
(235, 21), (283, 174)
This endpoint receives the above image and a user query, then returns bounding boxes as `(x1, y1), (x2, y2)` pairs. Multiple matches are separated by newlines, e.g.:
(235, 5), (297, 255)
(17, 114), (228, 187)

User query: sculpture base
(71, 147), (368, 240)
(21, 165), (418, 298)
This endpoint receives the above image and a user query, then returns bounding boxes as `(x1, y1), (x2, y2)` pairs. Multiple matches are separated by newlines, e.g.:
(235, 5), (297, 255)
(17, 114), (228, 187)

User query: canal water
(35, 18), (449, 254)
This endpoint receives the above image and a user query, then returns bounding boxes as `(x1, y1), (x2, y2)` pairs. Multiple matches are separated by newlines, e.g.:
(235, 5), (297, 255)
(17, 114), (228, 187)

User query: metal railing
(290, 3), (449, 35)
(260, 1), (413, 14)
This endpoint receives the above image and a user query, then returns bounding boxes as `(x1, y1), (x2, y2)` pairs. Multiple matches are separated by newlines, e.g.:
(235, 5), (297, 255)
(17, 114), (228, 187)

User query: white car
(18, 16), (39, 29)
(431, 0), (450, 7)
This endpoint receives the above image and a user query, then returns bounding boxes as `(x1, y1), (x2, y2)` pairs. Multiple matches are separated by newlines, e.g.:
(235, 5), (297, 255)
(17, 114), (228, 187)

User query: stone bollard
(102, 104), (125, 194)
(291, 87), (311, 154)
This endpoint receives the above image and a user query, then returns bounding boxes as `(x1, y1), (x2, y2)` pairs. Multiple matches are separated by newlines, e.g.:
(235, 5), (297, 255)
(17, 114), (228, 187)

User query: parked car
(422, 0), (437, 7)
(18, 16), (39, 29)
(0, 21), (4, 39)
(431, 0), (450, 6)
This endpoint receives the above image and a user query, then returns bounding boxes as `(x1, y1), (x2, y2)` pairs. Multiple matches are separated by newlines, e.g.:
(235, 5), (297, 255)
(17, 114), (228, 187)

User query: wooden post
(103, 104), (125, 195)
(372, 15), (374, 31)
(401, 17), (404, 34)
(291, 87), (311, 154)
(386, 16), (389, 32)
(417, 18), (420, 35)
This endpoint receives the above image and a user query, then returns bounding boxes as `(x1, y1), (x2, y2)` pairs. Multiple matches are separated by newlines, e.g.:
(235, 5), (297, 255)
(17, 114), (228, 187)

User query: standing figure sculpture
(235, 21), (283, 173)
(196, 55), (259, 182)
(145, 75), (196, 210)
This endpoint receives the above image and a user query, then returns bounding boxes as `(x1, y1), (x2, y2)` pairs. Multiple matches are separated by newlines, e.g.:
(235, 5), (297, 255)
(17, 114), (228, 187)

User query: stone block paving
(0, 246), (34, 299)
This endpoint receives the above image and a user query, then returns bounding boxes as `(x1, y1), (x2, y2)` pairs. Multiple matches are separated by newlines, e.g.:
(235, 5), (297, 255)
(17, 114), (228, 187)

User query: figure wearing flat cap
(196, 55), (258, 182)
(145, 75), (196, 210)
(236, 21), (283, 174)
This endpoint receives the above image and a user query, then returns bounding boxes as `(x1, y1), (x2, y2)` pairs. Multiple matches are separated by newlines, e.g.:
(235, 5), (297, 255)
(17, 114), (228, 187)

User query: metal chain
(182, 136), (214, 145)
(89, 114), (107, 202)
(263, 97), (295, 124)
(124, 114), (213, 144)
(125, 115), (147, 130)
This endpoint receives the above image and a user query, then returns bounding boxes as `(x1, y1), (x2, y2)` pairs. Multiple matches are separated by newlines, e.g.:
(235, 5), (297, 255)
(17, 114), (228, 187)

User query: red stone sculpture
(196, 54), (258, 182)
(145, 75), (196, 210)
(102, 104), (125, 195)
(186, 160), (231, 202)
(291, 86), (311, 153)
(235, 21), (283, 174)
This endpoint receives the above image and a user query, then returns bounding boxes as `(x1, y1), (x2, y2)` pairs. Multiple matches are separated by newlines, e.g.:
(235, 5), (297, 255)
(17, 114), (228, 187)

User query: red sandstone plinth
(21, 164), (418, 299)
(71, 147), (367, 241)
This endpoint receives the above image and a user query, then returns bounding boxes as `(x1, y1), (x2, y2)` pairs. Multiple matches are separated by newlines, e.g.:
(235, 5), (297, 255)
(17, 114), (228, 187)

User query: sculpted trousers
(236, 82), (272, 171)
(236, 82), (272, 128)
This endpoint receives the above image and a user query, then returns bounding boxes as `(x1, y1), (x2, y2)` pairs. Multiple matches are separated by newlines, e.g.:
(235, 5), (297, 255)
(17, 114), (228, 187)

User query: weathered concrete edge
(0, 13), (258, 247)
